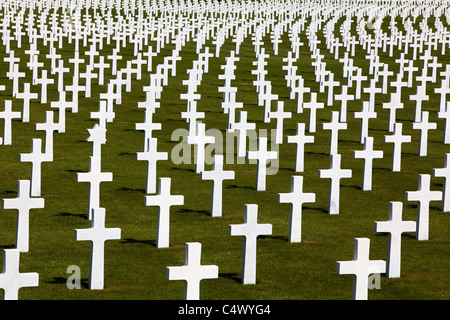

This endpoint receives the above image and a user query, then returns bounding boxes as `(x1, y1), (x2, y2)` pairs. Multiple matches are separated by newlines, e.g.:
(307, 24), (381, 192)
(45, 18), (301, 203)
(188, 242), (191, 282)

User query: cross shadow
(0, 244), (16, 250)
(303, 205), (329, 214)
(117, 187), (146, 193)
(225, 184), (255, 191)
(55, 212), (88, 220)
(47, 276), (90, 289)
(120, 238), (156, 247)
(341, 184), (362, 191)
(176, 208), (210, 216)
(171, 166), (196, 173)
(219, 272), (242, 284)
(0, 190), (16, 195)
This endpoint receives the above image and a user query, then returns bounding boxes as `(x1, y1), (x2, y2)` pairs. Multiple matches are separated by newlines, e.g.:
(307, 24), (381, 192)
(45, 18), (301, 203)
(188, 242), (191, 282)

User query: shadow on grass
(219, 272), (241, 284)
(55, 212), (88, 220)
(176, 208), (210, 216)
(117, 187), (146, 193)
(0, 244), (16, 249)
(171, 166), (196, 174)
(120, 238), (156, 247)
(47, 276), (90, 289)
(303, 205), (329, 214)
(225, 184), (255, 191)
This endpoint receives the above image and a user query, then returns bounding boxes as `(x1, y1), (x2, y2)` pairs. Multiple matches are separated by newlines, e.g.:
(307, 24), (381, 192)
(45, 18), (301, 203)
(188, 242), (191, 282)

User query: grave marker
(374, 202), (416, 278)
(75, 207), (121, 290)
(278, 176), (315, 242)
(3, 180), (44, 252)
(166, 242), (218, 300)
(145, 177), (184, 248)
(229, 204), (272, 284)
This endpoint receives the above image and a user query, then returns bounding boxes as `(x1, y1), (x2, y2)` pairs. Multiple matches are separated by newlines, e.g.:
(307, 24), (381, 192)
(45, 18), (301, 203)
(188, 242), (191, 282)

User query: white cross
(438, 102), (450, 144)
(319, 153), (352, 215)
(384, 122), (411, 172)
(382, 91), (404, 132)
(20, 139), (52, 197)
(434, 153), (450, 212)
(54, 59), (70, 92)
(351, 67), (367, 100)
(323, 72), (340, 106)
(0, 249), (39, 300)
(94, 56), (110, 86)
(65, 76), (85, 113)
(187, 122), (215, 174)
(232, 111), (256, 158)
(35, 69), (54, 104)
(354, 101), (377, 144)
(107, 48), (122, 75)
(323, 111), (347, 156)
(145, 177), (184, 248)
(278, 175), (315, 242)
(290, 75), (310, 113)
(35, 111), (60, 156)
(3, 180), (44, 252)
(166, 242), (218, 300)
(77, 156), (113, 220)
(412, 111), (436, 157)
(286, 123), (314, 172)
(409, 84), (429, 123)
(0, 100), (21, 145)
(363, 79), (382, 112)
(336, 238), (386, 300)
(247, 137), (278, 191)
(374, 202), (416, 278)
(334, 85), (354, 122)
(201, 155), (235, 217)
(269, 101), (292, 144)
(50, 91), (72, 133)
(137, 138), (168, 194)
(354, 137), (383, 191)
(229, 204), (272, 284)
(303, 92), (324, 133)
(378, 63), (393, 94)
(406, 174), (442, 241)
(80, 65), (98, 98)
(16, 83), (38, 123)
(75, 207), (121, 290)
(6, 64), (25, 97)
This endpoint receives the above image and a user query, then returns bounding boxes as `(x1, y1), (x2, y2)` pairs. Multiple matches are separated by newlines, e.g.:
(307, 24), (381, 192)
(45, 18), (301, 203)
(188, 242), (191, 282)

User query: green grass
(0, 5), (448, 300)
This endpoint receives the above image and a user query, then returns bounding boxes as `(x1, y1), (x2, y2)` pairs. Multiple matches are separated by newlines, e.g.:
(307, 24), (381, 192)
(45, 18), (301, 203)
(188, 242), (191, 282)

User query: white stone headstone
(323, 111), (347, 156)
(77, 156), (113, 220)
(0, 249), (39, 300)
(166, 242), (218, 300)
(384, 123), (411, 172)
(75, 207), (121, 290)
(374, 202), (416, 278)
(278, 175), (315, 242)
(229, 204), (272, 284)
(433, 153), (450, 212)
(405, 174), (442, 241)
(319, 154), (352, 215)
(145, 177), (184, 248)
(19, 139), (52, 197)
(353, 137), (383, 191)
(286, 123), (314, 172)
(247, 136), (278, 191)
(0, 100), (21, 145)
(336, 238), (386, 300)
(200, 155), (235, 218)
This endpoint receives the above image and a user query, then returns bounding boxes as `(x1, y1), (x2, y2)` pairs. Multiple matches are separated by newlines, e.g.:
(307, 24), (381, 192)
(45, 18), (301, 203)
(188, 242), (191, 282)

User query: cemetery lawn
(0, 9), (448, 300)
